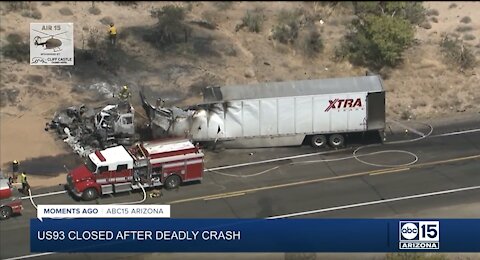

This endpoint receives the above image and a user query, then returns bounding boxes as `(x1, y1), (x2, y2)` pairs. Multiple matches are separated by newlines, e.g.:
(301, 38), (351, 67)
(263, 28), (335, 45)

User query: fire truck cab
(67, 139), (204, 201)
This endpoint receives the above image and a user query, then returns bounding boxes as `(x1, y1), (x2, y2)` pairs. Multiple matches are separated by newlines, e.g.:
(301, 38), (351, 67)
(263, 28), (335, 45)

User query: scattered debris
(45, 102), (138, 157)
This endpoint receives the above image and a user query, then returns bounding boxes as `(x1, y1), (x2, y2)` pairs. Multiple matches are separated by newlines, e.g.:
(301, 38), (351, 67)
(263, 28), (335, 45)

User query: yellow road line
(204, 192), (246, 201)
(168, 154), (480, 205)
(369, 168), (410, 176)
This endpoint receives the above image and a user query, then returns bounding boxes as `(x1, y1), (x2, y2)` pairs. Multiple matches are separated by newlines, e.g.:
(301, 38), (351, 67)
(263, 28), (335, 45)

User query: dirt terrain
(0, 1), (479, 187)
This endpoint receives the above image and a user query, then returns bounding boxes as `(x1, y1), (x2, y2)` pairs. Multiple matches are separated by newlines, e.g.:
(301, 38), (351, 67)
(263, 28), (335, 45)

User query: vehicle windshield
(85, 157), (97, 173)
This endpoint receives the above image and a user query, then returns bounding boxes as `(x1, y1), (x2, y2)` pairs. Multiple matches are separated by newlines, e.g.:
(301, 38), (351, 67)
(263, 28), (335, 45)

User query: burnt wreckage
(45, 101), (137, 157)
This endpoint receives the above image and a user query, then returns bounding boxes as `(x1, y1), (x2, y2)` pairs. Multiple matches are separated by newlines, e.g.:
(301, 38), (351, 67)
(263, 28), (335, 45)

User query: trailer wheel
(310, 135), (327, 148)
(329, 134), (345, 148)
(164, 175), (181, 190)
(0, 206), (13, 220)
(82, 188), (99, 201)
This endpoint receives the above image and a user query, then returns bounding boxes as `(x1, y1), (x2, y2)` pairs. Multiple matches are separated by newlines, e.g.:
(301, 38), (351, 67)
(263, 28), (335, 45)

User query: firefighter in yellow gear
(118, 85), (131, 101)
(20, 172), (29, 194)
(109, 23), (117, 46)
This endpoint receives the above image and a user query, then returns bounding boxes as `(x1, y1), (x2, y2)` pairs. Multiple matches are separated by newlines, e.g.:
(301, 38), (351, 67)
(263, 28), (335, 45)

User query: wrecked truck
(46, 101), (138, 157)
(141, 75), (386, 148)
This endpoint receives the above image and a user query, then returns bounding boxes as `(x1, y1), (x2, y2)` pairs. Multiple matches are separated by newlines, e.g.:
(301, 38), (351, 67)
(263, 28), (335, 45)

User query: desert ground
(0, 1), (479, 187)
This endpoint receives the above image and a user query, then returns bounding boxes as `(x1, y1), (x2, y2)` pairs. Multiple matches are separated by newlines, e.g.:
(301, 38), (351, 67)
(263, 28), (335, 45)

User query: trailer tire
(329, 134), (345, 148)
(0, 206), (13, 220)
(310, 135), (327, 148)
(164, 175), (181, 190)
(82, 188), (99, 201)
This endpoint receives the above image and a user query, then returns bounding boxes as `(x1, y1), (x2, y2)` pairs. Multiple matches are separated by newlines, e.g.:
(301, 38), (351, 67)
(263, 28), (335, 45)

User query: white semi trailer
(141, 75), (386, 148)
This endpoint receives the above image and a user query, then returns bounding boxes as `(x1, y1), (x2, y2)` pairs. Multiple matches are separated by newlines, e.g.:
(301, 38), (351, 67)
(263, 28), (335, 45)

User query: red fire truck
(0, 176), (23, 220)
(67, 139), (204, 201)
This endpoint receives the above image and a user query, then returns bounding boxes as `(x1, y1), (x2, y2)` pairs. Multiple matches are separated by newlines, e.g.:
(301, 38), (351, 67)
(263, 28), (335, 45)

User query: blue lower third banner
(31, 219), (480, 252)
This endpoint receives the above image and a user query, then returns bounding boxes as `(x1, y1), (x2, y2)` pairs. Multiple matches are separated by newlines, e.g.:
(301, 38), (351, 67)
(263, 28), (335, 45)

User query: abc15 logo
(399, 221), (440, 241)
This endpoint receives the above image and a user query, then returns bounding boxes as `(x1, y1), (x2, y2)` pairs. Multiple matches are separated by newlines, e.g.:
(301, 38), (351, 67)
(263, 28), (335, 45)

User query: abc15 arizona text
(399, 221), (440, 249)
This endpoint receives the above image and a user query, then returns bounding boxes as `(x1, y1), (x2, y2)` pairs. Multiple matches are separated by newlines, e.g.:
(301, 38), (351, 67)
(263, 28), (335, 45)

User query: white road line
(430, 128), (480, 138)
(205, 148), (350, 172)
(267, 185), (480, 219)
(20, 190), (66, 200)
(5, 252), (55, 260)
(388, 120), (426, 137)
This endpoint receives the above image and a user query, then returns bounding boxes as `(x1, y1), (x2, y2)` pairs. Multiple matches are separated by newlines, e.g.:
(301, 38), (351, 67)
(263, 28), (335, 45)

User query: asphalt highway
(1, 115), (479, 259)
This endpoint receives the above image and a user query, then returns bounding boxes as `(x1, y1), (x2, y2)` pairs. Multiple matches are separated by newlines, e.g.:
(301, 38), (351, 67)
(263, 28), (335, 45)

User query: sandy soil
(0, 1), (479, 187)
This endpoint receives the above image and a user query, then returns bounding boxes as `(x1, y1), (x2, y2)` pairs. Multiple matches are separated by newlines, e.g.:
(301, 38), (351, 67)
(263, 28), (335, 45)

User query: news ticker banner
(31, 218), (480, 252)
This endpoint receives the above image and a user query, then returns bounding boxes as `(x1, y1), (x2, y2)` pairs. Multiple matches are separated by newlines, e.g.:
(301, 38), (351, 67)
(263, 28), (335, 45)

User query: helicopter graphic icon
(32, 29), (71, 52)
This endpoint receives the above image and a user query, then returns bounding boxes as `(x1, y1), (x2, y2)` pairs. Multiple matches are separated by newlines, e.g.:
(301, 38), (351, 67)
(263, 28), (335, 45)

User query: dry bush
(213, 2), (234, 11)
(460, 16), (471, 24)
(201, 10), (219, 26)
(298, 26), (324, 58)
(426, 9), (439, 16)
(59, 7), (73, 16)
(114, 1), (138, 7)
(5, 2), (30, 12)
(463, 34), (476, 41)
(430, 17), (438, 23)
(449, 3), (457, 9)
(440, 34), (477, 70)
(456, 25), (473, 32)
(1, 33), (29, 62)
(271, 8), (304, 44)
(238, 8), (264, 33)
(21, 8), (42, 19)
(100, 16), (114, 25)
(420, 21), (432, 30)
(42, 2), (51, 6)
(89, 6), (101, 15)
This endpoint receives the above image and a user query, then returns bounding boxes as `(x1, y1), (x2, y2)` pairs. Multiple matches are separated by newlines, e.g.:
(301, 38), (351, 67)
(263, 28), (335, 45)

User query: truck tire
(0, 206), (13, 220)
(164, 175), (181, 190)
(82, 188), (99, 201)
(310, 135), (327, 148)
(329, 134), (345, 148)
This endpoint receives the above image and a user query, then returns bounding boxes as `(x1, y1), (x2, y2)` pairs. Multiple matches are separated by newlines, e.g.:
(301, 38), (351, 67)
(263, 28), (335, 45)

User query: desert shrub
(5, 2), (30, 12)
(240, 9), (264, 33)
(213, 2), (234, 11)
(339, 14), (414, 69)
(449, 3), (457, 9)
(89, 6), (101, 15)
(419, 21), (432, 29)
(59, 7), (73, 16)
(353, 2), (426, 25)
(386, 253), (447, 260)
(150, 5), (190, 46)
(21, 8), (42, 19)
(456, 25), (473, 32)
(460, 16), (471, 24)
(430, 16), (438, 23)
(114, 1), (138, 7)
(271, 8), (304, 44)
(298, 27), (324, 57)
(1, 33), (29, 62)
(201, 10), (219, 26)
(463, 34), (476, 41)
(440, 35), (477, 70)
(42, 2), (51, 6)
(426, 9), (439, 16)
(100, 16), (114, 25)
